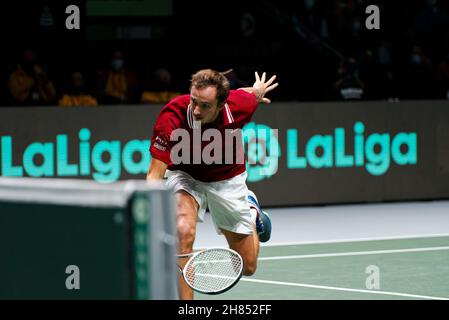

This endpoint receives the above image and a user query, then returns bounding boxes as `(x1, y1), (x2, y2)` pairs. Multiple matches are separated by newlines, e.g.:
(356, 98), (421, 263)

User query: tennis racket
(177, 248), (243, 295)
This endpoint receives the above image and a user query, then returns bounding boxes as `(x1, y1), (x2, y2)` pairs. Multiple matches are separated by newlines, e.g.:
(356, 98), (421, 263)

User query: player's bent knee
(177, 219), (196, 251)
(243, 265), (256, 276)
(242, 260), (257, 276)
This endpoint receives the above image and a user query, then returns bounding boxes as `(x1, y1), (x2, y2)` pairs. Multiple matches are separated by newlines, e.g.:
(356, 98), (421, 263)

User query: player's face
(190, 86), (223, 125)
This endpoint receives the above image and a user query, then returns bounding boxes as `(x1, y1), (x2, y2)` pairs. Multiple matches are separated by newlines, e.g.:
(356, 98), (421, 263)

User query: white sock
(249, 207), (259, 225)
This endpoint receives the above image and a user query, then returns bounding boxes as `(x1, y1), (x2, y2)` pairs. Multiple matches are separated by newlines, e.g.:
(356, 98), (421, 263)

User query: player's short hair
(190, 69), (230, 105)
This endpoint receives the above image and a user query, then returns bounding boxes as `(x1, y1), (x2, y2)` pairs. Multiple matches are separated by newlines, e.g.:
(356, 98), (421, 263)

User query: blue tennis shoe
(247, 190), (272, 243)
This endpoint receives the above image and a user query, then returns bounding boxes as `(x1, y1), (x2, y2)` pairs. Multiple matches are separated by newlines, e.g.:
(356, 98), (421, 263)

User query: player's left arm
(238, 72), (278, 104)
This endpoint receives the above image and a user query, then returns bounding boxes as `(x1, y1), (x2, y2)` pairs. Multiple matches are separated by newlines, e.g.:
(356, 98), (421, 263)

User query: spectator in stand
(58, 71), (98, 107)
(375, 41), (399, 100)
(359, 42), (399, 100)
(334, 57), (365, 100)
(8, 49), (56, 106)
(96, 49), (138, 104)
(358, 49), (380, 100)
(141, 68), (180, 104)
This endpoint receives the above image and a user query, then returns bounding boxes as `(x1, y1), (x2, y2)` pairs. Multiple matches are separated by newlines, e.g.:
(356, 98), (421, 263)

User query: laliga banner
(0, 101), (448, 206)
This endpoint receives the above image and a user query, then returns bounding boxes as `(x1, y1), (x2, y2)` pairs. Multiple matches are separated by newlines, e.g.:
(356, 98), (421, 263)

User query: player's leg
(247, 190), (272, 243)
(165, 170), (207, 300)
(221, 190), (270, 276)
(176, 190), (199, 300)
(221, 228), (259, 276)
(205, 172), (263, 275)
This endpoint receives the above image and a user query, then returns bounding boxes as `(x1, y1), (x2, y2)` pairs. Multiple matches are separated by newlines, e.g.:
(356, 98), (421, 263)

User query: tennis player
(147, 69), (278, 299)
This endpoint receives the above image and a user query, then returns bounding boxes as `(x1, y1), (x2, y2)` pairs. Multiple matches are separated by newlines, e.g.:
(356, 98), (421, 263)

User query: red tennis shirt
(150, 89), (258, 182)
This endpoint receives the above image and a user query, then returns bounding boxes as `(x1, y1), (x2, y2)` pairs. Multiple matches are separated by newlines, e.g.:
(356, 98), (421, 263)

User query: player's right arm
(147, 96), (188, 181)
(146, 158), (168, 181)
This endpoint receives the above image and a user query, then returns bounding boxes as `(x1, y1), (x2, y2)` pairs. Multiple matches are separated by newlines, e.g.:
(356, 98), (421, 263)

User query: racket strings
(184, 249), (242, 293)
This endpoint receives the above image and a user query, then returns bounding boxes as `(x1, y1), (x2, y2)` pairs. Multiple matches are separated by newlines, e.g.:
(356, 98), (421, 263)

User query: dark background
(1, 0), (449, 105)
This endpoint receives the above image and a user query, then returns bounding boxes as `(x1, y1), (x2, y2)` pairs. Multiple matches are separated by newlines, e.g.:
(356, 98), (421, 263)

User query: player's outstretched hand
(253, 72), (279, 104)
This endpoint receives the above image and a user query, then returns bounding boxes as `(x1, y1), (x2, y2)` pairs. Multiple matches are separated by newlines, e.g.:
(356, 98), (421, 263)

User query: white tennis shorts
(165, 170), (254, 235)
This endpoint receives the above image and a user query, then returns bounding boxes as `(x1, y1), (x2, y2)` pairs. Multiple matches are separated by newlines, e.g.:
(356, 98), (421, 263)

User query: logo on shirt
(154, 136), (168, 151)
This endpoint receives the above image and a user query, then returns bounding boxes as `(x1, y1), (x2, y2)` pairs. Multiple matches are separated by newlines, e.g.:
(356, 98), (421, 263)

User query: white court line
(240, 278), (449, 300)
(261, 233), (449, 248)
(259, 246), (449, 261)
